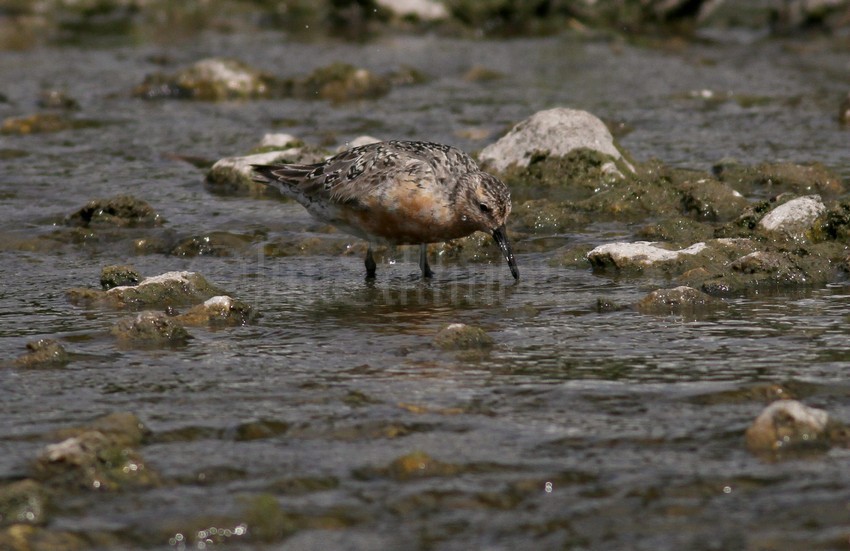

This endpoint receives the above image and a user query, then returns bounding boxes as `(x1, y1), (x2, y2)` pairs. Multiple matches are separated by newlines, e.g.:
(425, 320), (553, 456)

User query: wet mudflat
(2, 9), (850, 551)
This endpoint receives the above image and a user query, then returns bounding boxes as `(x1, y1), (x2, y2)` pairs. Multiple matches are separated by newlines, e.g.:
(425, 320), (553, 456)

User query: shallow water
(2, 29), (850, 550)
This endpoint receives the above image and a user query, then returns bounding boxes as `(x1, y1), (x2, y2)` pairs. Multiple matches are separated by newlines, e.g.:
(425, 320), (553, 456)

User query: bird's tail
(251, 164), (314, 195)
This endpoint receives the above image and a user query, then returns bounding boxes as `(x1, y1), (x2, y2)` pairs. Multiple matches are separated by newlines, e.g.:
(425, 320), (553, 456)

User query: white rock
(758, 195), (825, 235)
(746, 400), (830, 452)
(204, 295), (234, 308)
(188, 58), (266, 96)
(210, 149), (302, 178)
(336, 135), (382, 153)
(376, 0), (448, 20)
(108, 271), (194, 293)
(259, 133), (300, 148)
(479, 108), (633, 173)
(587, 241), (706, 266)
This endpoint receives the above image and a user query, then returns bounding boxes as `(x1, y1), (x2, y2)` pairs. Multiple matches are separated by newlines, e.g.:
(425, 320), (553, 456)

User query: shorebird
(252, 140), (519, 280)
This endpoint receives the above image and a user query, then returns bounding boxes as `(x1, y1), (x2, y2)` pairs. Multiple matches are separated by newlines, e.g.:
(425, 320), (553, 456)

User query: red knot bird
(252, 140), (519, 280)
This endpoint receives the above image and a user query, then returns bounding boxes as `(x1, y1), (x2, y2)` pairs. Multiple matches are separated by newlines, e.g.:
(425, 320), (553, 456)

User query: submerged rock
(169, 231), (257, 257)
(637, 286), (723, 316)
(100, 264), (141, 290)
(293, 63), (391, 103)
(433, 323), (494, 350)
(745, 400), (833, 456)
(757, 194), (825, 241)
(51, 412), (150, 449)
(111, 311), (191, 346)
(479, 108), (633, 174)
(355, 451), (461, 481)
(37, 89), (79, 110)
(0, 479), (48, 526)
(33, 412), (157, 492)
(65, 195), (162, 228)
(133, 58), (280, 101)
(0, 524), (95, 550)
(1, 112), (90, 135)
(177, 296), (258, 327)
(34, 430), (158, 491)
(13, 339), (69, 369)
(68, 271), (228, 310)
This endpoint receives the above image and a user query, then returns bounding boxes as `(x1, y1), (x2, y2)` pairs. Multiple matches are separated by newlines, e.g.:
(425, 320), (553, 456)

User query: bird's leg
(419, 243), (434, 279)
(365, 245), (377, 279)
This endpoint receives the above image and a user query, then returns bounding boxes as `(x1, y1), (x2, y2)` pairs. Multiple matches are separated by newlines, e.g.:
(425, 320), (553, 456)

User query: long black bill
(492, 224), (519, 280)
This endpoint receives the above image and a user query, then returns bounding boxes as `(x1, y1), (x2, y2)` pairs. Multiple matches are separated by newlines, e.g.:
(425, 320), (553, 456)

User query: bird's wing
(253, 143), (438, 207)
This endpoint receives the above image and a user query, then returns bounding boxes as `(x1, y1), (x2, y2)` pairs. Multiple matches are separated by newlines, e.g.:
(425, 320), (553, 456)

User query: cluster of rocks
(465, 107), (847, 314)
(9, 267), (257, 368)
(132, 58), (423, 103)
(5, 0), (850, 45)
(0, 412), (157, 547)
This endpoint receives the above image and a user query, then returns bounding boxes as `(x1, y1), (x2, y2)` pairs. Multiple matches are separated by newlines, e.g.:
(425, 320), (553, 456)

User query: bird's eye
(479, 203), (491, 213)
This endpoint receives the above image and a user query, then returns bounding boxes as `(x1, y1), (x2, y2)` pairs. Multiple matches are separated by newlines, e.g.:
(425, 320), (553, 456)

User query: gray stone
(587, 241), (707, 268)
(479, 108), (633, 173)
(758, 195), (825, 239)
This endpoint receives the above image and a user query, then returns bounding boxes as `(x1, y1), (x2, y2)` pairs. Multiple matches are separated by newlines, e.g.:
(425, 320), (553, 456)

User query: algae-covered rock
(433, 323), (494, 350)
(51, 412), (149, 449)
(714, 161), (844, 198)
(111, 311), (191, 346)
(0, 524), (92, 551)
(501, 149), (626, 202)
(508, 199), (589, 233)
(355, 451), (461, 482)
(100, 264), (141, 290)
(133, 58), (281, 101)
(637, 286), (724, 316)
(177, 296), (258, 327)
(34, 412), (157, 492)
(34, 430), (159, 491)
(434, 232), (513, 266)
(479, 108), (634, 174)
(812, 201), (850, 242)
(68, 271), (228, 309)
(1, 113), (77, 134)
(0, 479), (48, 526)
(65, 195), (163, 228)
(293, 63), (391, 103)
(757, 194), (825, 241)
(170, 231), (257, 257)
(636, 217), (716, 244)
(677, 177), (748, 222)
(229, 419), (290, 441)
(13, 339), (69, 369)
(697, 248), (836, 295)
(745, 400), (834, 456)
(240, 493), (299, 543)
